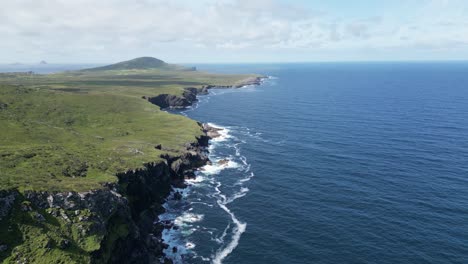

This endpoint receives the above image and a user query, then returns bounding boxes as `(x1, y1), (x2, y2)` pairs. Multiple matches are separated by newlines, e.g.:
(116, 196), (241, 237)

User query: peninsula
(0, 57), (263, 263)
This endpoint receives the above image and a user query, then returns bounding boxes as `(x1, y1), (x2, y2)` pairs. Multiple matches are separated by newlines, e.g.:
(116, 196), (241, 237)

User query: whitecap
(186, 175), (206, 184)
(185, 242), (196, 249)
(237, 172), (255, 184)
(174, 212), (204, 226)
(201, 159), (240, 175)
(206, 123), (231, 143)
(214, 223), (230, 244)
(226, 187), (249, 204)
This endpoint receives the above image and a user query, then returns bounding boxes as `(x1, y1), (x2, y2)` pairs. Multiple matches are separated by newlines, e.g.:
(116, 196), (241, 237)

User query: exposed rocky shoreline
(147, 76), (266, 109)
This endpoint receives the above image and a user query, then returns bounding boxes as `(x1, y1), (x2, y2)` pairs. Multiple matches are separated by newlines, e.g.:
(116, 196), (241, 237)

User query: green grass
(0, 65), (257, 192)
(0, 194), (92, 264)
(0, 59), (259, 263)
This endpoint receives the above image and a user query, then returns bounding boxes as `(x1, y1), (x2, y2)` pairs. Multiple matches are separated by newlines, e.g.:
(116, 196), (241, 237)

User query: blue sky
(1, 0), (468, 63)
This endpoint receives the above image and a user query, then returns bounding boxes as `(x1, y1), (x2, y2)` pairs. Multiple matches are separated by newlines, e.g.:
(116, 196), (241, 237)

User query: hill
(82, 57), (191, 71)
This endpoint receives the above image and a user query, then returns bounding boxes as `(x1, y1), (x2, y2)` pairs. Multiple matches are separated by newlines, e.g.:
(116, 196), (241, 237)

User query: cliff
(0, 132), (210, 264)
(147, 76), (265, 109)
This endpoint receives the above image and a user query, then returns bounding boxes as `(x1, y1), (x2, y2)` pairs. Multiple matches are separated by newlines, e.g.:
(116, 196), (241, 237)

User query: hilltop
(82, 56), (193, 71)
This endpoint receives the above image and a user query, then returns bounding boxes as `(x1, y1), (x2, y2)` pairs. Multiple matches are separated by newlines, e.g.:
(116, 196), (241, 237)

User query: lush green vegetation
(0, 57), (257, 192)
(0, 57), (258, 263)
(0, 194), (96, 263)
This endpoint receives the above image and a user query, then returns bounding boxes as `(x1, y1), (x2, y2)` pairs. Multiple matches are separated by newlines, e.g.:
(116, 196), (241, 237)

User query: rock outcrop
(147, 76), (266, 109)
(203, 123), (223, 139)
(0, 191), (17, 221)
(147, 87), (199, 109)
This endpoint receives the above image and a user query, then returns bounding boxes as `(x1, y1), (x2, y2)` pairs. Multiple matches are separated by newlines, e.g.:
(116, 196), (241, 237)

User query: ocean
(163, 62), (468, 264)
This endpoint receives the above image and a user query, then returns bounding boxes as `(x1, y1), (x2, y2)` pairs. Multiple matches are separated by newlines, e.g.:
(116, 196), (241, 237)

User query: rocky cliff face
(147, 88), (199, 109)
(0, 133), (210, 264)
(147, 76), (265, 109)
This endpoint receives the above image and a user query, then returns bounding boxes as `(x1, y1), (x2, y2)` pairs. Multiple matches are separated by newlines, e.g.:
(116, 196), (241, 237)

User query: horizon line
(3, 59), (468, 66)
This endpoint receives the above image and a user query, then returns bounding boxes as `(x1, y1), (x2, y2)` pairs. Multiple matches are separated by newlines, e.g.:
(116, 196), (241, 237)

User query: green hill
(83, 57), (190, 71)
(0, 57), (259, 192)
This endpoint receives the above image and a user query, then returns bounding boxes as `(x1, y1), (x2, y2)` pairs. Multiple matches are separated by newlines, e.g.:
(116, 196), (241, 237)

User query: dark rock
(155, 144), (162, 150)
(218, 159), (229, 166)
(33, 212), (46, 222)
(44, 238), (53, 249)
(203, 123), (223, 139)
(0, 191), (17, 221)
(20, 201), (32, 212)
(147, 87), (199, 109)
(0, 244), (7, 252)
(173, 192), (182, 200)
(62, 160), (88, 178)
(59, 239), (71, 249)
(172, 246), (177, 253)
(0, 102), (7, 110)
(198, 86), (209, 95)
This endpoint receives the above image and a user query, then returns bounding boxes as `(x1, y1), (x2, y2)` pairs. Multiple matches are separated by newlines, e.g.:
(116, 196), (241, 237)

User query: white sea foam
(207, 123), (231, 143)
(238, 172), (255, 184)
(160, 121), (256, 264)
(186, 242), (196, 249)
(162, 228), (185, 263)
(212, 201), (247, 264)
(174, 212), (204, 226)
(190, 201), (214, 207)
(186, 175), (207, 184)
(214, 223), (230, 244)
(201, 159), (240, 175)
(226, 187), (249, 204)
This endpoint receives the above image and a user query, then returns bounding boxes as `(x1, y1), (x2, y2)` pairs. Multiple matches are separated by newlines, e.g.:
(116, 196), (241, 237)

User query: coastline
(146, 76), (266, 109)
(154, 76), (267, 263)
(0, 71), (266, 263)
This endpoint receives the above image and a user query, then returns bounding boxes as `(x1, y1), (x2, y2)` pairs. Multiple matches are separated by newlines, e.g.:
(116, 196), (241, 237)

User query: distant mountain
(39, 60), (48, 65)
(82, 57), (194, 71)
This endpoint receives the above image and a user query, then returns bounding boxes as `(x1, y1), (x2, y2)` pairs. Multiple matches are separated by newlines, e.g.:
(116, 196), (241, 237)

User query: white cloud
(0, 0), (467, 63)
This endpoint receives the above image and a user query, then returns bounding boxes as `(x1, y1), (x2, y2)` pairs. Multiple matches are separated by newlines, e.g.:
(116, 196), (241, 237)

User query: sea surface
(163, 62), (468, 264)
(3, 62), (468, 263)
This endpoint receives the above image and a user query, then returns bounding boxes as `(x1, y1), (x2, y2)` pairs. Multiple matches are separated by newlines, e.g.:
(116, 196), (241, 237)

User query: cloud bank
(1, 0), (468, 63)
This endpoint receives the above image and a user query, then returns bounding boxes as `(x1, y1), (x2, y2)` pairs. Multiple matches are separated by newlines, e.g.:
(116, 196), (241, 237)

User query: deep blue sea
(162, 62), (468, 264)
(3, 62), (468, 263)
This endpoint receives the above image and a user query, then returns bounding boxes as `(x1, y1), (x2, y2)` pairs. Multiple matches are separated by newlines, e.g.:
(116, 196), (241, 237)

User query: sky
(1, 0), (468, 63)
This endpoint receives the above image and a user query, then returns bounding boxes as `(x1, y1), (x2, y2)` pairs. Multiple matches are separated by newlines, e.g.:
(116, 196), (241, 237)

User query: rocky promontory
(147, 76), (266, 109)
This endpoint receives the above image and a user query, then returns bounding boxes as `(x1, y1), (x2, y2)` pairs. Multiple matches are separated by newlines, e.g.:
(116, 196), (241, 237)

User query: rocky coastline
(0, 133), (210, 264)
(147, 76), (266, 109)
(0, 76), (266, 263)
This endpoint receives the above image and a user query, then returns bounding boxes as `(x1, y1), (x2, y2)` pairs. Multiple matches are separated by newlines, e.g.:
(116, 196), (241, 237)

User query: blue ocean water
(164, 62), (468, 264)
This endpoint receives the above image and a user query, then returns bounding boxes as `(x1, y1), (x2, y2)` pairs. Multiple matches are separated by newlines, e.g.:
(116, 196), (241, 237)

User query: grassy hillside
(0, 58), (258, 192)
(82, 57), (188, 72)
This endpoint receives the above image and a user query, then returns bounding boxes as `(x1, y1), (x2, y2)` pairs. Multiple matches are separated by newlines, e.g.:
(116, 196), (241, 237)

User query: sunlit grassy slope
(0, 58), (258, 192)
